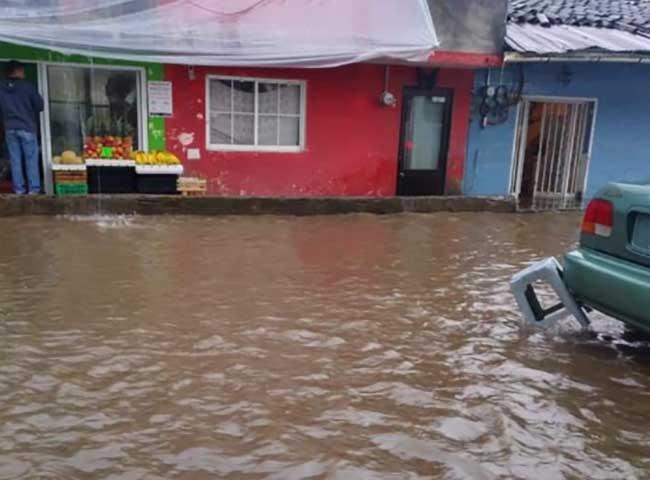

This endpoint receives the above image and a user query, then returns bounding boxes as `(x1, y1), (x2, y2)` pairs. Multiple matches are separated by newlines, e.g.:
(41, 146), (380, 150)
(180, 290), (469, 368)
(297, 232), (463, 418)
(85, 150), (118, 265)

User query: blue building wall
(464, 62), (650, 198)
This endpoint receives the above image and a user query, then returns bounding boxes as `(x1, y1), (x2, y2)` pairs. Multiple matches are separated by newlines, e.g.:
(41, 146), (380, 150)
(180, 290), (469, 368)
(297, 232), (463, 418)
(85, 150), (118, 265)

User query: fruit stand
(51, 151), (87, 196)
(83, 117), (135, 161)
(134, 151), (184, 194)
(85, 159), (137, 194)
(52, 163), (88, 196)
(135, 165), (184, 194)
(52, 149), (183, 196)
(49, 113), (184, 195)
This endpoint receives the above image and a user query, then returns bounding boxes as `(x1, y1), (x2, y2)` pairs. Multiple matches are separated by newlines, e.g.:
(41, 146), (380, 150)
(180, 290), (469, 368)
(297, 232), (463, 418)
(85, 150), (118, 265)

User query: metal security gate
(511, 99), (596, 209)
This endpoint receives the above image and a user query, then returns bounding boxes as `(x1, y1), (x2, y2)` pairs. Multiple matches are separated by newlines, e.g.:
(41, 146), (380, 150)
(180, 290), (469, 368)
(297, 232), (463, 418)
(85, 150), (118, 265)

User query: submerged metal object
(510, 257), (590, 329)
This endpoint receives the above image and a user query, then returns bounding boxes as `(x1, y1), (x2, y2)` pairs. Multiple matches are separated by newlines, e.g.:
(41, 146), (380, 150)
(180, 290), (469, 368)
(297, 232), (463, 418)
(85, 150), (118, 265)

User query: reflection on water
(0, 213), (649, 479)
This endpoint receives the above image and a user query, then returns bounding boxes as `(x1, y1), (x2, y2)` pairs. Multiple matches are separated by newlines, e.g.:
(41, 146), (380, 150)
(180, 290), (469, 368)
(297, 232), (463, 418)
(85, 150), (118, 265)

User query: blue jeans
(5, 129), (40, 194)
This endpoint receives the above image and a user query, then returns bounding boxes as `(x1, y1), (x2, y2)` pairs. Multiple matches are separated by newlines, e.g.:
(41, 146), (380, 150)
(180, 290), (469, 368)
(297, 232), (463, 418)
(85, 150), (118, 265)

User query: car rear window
(631, 212), (650, 253)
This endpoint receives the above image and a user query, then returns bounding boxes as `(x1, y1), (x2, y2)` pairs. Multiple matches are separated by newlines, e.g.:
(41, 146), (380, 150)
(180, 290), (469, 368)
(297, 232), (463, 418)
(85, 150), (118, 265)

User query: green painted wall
(0, 42), (166, 150)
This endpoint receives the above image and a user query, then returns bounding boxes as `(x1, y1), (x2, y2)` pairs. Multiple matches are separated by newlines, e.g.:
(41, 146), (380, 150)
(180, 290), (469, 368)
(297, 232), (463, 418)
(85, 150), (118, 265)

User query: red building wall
(164, 63), (473, 196)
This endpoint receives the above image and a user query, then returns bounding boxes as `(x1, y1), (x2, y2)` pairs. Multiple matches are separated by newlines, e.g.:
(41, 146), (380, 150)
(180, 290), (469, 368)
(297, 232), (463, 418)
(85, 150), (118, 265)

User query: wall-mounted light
(188, 65), (196, 81)
(379, 90), (397, 107)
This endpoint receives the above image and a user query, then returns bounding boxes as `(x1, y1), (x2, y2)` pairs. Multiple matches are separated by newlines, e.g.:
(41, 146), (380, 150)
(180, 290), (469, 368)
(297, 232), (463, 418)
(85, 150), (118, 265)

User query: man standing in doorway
(0, 60), (44, 194)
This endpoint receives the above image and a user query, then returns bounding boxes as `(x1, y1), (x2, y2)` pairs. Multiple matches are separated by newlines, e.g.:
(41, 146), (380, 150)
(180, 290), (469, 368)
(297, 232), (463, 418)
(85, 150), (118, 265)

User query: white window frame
(205, 75), (306, 153)
(40, 61), (148, 194)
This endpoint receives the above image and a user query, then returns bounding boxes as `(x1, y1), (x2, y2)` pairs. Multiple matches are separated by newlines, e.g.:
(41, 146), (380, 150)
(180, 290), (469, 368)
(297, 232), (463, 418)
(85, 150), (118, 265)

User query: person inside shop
(0, 60), (44, 194)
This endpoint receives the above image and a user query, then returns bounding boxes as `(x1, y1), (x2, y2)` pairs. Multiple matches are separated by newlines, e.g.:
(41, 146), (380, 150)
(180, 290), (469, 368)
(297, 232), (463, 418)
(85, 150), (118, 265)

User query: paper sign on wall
(148, 81), (173, 116)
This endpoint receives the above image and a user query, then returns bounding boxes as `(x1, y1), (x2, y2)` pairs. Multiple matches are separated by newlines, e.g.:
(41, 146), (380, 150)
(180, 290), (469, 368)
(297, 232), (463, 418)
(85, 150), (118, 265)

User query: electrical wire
(185, 0), (274, 19)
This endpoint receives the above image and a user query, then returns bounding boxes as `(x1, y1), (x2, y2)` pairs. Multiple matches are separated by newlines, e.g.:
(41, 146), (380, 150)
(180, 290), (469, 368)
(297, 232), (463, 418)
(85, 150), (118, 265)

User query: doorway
(0, 61), (42, 193)
(511, 98), (596, 209)
(397, 87), (452, 196)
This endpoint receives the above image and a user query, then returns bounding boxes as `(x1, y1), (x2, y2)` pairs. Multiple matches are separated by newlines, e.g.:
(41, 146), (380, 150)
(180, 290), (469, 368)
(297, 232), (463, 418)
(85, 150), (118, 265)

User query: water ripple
(0, 213), (648, 479)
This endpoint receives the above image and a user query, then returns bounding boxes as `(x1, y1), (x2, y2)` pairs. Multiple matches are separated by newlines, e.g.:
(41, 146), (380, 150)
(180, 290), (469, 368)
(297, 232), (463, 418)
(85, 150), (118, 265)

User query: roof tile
(508, 0), (650, 36)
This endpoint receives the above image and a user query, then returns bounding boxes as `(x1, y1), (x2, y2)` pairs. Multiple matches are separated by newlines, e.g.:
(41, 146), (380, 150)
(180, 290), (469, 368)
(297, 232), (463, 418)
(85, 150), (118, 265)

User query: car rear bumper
(564, 248), (650, 332)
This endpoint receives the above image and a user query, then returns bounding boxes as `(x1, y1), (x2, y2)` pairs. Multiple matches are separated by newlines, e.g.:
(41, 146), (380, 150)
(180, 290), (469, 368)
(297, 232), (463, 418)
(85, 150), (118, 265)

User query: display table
(85, 159), (135, 167)
(135, 165), (183, 175)
(86, 159), (136, 194)
(52, 164), (87, 171)
(135, 164), (184, 194)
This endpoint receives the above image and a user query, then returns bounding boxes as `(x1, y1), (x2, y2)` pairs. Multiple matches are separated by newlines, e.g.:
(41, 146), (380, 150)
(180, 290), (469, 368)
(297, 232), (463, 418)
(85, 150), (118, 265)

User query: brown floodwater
(0, 212), (649, 480)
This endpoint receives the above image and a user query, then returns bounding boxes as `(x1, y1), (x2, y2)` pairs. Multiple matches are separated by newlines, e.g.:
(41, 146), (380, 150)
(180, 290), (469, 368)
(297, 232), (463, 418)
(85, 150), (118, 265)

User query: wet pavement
(0, 213), (648, 479)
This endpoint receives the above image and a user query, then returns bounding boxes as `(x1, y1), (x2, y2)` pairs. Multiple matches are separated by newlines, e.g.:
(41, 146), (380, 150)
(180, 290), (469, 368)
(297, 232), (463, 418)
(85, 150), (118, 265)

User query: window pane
(48, 66), (85, 102)
(90, 70), (108, 106)
(279, 116), (300, 146)
(89, 70), (119, 106)
(279, 84), (301, 115)
(47, 67), (85, 156)
(49, 104), (85, 158)
(232, 81), (254, 113)
(233, 114), (255, 145)
(210, 79), (232, 112)
(210, 113), (232, 145)
(258, 115), (278, 146)
(258, 83), (279, 114)
(207, 78), (303, 149)
(404, 96), (444, 170)
(101, 71), (138, 144)
(47, 65), (140, 159)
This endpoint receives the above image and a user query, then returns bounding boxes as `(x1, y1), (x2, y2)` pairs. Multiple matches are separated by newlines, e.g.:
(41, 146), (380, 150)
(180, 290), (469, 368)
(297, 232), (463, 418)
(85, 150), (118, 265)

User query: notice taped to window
(148, 81), (173, 116)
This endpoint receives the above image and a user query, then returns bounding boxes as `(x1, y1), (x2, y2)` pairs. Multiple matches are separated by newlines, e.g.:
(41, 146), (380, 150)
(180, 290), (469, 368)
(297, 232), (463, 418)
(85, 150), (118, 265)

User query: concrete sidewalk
(0, 194), (515, 217)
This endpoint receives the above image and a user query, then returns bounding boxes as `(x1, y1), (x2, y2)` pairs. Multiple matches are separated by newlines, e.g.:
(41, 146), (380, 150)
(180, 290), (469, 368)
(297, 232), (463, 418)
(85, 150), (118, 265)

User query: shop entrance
(0, 61), (41, 193)
(511, 98), (596, 209)
(397, 87), (452, 196)
(41, 63), (147, 194)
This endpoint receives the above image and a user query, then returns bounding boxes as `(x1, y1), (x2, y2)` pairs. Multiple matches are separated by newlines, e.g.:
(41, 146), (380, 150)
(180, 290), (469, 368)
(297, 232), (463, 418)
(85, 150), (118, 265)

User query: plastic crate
(55, 182), (88, 196)
(136, 174), (179, 194)
(54, 171), (87, 184)
(87, 166), (136, 194)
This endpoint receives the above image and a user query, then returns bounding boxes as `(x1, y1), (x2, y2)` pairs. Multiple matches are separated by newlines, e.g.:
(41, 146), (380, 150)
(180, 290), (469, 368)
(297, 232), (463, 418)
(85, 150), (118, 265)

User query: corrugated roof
(507, 0), (650, 54)
(507, 24), (650, 53)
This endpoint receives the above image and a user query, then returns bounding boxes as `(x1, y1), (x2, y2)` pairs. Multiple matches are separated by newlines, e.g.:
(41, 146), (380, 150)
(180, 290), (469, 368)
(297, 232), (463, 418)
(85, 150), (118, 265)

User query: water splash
(59, 214), (138, 229)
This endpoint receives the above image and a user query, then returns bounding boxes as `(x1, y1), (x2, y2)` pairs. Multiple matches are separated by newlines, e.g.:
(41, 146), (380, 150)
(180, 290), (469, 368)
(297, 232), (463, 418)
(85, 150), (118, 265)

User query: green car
(563, 182), (650, 334)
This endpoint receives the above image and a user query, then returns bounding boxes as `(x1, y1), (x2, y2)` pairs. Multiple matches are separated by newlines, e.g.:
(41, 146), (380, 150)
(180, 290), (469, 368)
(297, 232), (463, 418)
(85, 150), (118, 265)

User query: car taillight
(582, 198), (613, 237)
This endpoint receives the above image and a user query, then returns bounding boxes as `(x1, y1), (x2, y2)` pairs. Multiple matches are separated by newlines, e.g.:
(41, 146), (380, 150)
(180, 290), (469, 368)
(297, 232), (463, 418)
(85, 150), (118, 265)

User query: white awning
(0, 0), (438, 68)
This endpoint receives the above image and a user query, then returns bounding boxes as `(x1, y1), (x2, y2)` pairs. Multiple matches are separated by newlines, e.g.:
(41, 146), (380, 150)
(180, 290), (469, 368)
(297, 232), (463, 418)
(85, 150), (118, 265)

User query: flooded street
(0, 212), (649, 479)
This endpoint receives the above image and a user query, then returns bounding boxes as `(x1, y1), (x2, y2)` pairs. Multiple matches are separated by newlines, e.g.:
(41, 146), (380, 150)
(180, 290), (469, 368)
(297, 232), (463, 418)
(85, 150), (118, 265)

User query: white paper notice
(148, 81), (173, 116)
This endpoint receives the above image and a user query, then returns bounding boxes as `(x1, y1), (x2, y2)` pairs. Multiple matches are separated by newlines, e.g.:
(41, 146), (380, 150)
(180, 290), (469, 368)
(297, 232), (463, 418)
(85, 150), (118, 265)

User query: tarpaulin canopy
(0, 0), (438, 68)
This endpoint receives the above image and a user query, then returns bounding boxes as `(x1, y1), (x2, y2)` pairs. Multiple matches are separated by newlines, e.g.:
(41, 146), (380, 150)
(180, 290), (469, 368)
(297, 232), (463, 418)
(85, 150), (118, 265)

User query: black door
(397, 88), (452, 196)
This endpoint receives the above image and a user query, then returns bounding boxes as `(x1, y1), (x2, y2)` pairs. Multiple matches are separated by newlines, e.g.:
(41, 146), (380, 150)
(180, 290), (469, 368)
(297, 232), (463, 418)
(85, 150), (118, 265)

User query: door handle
(399, 172), (405, 178)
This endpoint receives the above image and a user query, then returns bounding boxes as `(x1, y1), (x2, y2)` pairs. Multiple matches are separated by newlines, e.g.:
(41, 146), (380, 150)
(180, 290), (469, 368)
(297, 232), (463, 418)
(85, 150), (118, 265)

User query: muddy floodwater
(0, 213), (649, 479)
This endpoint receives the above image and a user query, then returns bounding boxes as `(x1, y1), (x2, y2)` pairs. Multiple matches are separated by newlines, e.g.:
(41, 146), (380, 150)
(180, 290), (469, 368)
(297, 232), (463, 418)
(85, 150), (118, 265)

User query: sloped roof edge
(507, 24), (650, 54)
(507, 0), (650, 54)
